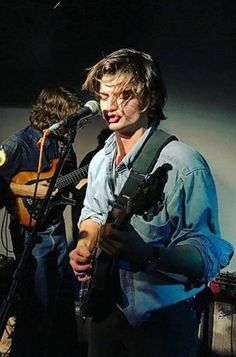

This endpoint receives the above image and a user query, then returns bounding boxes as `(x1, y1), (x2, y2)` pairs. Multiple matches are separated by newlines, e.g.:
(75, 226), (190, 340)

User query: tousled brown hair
(29, 87), (83, 131)
(83, 48), (167, 124)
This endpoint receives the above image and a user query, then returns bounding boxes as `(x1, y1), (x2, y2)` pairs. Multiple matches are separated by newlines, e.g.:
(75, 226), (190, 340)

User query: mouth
(104, 113), (120, 124)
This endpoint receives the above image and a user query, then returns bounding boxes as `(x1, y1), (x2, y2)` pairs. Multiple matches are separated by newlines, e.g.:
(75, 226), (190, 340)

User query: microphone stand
(0, 126), (77, 339)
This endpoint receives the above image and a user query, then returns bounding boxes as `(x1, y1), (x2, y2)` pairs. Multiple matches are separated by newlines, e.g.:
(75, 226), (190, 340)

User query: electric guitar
(78, 163), (172, 321)
(7, 159), (89, 227)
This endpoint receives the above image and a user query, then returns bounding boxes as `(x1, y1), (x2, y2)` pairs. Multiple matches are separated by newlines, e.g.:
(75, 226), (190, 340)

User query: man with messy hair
(70, 49), (234, 357)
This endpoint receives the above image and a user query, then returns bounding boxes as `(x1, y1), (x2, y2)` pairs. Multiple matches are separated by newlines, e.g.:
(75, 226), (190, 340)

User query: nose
(105, 95), (118, 112)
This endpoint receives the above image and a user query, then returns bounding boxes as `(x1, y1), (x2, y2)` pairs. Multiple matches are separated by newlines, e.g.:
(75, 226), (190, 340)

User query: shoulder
(1, 134), (20, 157)
(1, 126), (30, 147)
(159, 139), (211, 176)
(155, 139), (217, 208)
(0, 127), (32, 169)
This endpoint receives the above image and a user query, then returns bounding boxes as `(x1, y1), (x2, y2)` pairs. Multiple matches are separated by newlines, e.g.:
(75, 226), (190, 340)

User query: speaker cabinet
(198, 272), (236, 356)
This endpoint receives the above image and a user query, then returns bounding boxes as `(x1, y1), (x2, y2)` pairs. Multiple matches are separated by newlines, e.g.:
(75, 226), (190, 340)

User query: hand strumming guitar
(10, 180), (58, 198)
(69, 218), (100, 282)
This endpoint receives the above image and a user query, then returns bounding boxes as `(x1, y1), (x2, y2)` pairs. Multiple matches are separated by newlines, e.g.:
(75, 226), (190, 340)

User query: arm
(10, 180), (58, 198)
(168, 167), (234, 281)
(69, 153), (109, 280)
(69, 218), (100, 281)
(99, 166), (234, 283)
(99, 224), (204, 279)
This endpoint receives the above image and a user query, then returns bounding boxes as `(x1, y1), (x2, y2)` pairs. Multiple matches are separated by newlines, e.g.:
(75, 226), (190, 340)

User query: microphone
(48, 100), (99, 133)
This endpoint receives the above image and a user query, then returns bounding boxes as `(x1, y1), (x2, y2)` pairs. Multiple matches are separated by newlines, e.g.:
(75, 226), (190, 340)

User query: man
(0, 87), (82, 357)
(69, 49), (234, 357)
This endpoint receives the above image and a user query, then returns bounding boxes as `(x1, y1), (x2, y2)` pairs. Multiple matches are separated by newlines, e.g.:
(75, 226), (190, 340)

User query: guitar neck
(56, 164), (89, 190)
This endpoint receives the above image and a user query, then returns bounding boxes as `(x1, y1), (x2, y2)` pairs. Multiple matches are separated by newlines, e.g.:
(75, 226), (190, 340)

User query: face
(99, 74), (149, 137)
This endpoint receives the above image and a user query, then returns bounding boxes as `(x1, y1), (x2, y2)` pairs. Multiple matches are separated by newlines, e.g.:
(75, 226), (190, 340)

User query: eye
(99, 92), (108, 101)
(119, 90), (133, 100)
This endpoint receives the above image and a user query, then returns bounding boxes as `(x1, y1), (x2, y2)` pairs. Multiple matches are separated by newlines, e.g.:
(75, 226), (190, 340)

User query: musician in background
(69, 48), (234, 357)
(0, 87), (82, 357)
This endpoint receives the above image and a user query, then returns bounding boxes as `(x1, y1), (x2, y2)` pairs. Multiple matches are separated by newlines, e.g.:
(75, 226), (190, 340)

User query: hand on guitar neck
(99, 223), (154, 272)
(10, 180), (59, 199)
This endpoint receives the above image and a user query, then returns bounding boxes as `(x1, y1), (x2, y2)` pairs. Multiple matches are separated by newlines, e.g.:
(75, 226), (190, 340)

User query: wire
(0, 209), (13, 255)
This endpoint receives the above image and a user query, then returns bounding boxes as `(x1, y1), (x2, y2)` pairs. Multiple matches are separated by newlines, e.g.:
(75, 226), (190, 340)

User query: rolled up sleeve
(169, 167), (234, 281)
(79, 158), (107, 226)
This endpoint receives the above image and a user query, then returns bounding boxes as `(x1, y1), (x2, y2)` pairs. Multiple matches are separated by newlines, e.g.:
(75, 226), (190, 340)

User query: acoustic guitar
(8, 159), (89, 227)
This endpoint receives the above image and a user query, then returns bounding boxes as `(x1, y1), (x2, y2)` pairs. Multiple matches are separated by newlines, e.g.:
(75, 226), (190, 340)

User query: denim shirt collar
(103, 124), (158, 171)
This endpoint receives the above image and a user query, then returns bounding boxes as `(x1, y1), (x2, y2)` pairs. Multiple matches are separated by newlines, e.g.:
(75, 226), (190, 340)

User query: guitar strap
(116, 129), (178, 205)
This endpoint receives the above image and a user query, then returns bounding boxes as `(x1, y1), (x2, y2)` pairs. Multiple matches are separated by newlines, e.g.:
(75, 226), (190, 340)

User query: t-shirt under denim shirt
(80, 124), (234, 326)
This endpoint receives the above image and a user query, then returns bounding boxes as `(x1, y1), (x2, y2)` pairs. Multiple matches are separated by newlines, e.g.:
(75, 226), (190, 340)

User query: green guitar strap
(116, 129), (178, 204)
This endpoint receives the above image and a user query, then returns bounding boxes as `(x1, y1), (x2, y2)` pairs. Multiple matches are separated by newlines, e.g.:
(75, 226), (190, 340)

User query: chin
(108, 122), (120, 130)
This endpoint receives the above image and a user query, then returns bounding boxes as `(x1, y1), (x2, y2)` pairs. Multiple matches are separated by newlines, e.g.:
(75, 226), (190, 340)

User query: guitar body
(7, 159), (89, 227)
(79, 250), (120, 322)
(9, 159), (59, 227)
(11, 158), (59, 185)
(10, 194), (37, 228)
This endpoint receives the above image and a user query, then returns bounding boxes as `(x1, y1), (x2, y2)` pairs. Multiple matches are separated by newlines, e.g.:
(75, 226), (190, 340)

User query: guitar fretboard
(56, 165), (89, 190)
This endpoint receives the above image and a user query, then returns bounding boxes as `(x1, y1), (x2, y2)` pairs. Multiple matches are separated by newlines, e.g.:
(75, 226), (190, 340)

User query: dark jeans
(89, 299), (201, 357)
(9, 219), (78, 357)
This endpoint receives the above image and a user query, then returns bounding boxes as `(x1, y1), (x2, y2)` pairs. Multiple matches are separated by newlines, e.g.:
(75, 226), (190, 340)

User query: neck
(115, 127), (146, 165)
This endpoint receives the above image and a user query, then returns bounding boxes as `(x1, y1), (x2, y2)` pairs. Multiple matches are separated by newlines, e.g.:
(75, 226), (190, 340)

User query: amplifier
(198, 272), (236, 356)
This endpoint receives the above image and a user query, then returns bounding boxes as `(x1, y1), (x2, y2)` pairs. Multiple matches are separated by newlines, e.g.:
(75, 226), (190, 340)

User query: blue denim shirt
(80, 125), (234, 326)
(0, 125), (76, 179)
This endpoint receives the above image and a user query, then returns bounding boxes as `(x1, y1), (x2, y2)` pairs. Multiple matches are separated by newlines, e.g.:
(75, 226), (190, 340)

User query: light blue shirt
(80, 125), (234, 326)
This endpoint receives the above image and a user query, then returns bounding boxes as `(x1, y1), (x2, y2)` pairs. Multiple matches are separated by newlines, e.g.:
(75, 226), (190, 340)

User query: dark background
(0, 0), (235, 108)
